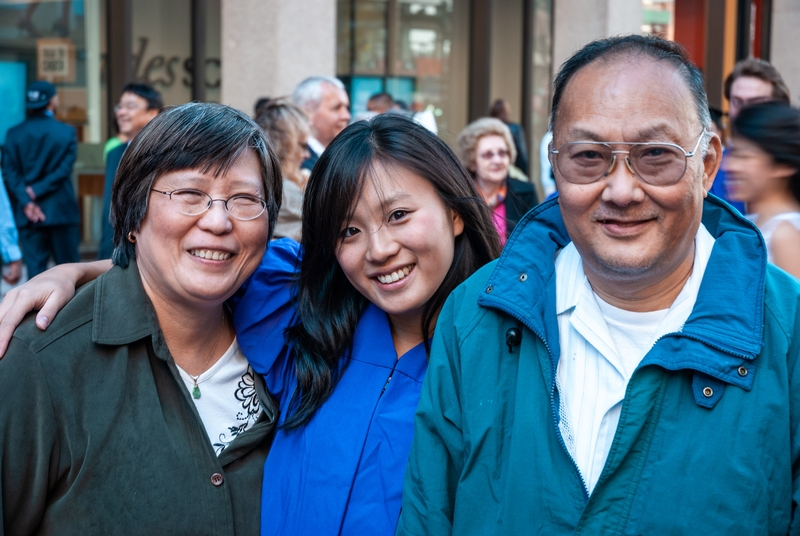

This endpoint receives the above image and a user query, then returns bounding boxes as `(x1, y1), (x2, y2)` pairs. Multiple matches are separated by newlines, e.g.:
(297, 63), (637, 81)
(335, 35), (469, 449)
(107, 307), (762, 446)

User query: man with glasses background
(399, 35), (800, 534)
(98, 83), (162, 259)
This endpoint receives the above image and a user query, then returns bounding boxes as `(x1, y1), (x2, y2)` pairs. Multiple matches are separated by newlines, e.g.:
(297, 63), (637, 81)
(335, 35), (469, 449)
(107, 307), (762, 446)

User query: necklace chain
(190, 313), (226, 399)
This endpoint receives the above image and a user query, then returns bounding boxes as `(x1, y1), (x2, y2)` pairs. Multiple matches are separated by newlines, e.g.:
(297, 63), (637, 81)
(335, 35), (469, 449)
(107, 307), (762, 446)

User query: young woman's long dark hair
(283, 114), (502, 429)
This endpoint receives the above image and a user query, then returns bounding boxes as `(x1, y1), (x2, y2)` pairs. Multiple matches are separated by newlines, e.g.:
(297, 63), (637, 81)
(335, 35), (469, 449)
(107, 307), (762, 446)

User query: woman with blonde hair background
(255, 98), (310, 242)
(458, 117), (538, 244)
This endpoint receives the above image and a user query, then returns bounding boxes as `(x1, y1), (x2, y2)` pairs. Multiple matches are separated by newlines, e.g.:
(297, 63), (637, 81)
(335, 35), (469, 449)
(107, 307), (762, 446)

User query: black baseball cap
(26, 81), (56, 110)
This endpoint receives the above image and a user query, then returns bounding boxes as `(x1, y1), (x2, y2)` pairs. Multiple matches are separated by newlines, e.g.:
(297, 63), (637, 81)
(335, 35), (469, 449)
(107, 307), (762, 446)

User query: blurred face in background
(729, 76), (774, 120)
(283, 131), (310, 183)
(473, 135), (511, 187)
(116, 91), (158, 139)
(724, 136), (796, 204)
(309, 83), (351, 147)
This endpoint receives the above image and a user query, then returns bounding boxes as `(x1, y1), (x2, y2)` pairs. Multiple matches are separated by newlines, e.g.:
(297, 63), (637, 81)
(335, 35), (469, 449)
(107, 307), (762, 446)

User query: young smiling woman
(0, 114), (501, 535)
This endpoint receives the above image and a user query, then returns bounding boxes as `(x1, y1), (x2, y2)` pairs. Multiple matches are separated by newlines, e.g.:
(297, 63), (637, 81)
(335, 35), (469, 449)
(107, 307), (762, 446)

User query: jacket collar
(478, 194), (766, 392)
(93, 260), (168, 358)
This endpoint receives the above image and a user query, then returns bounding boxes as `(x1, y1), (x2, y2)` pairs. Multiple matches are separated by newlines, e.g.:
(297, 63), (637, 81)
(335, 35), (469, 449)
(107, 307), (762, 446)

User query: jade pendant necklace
(188, 314), (226, 399)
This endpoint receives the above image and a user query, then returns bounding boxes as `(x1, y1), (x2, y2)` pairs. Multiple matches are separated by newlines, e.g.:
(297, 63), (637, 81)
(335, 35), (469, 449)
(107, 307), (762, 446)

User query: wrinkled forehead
(554, 55), (698, 141)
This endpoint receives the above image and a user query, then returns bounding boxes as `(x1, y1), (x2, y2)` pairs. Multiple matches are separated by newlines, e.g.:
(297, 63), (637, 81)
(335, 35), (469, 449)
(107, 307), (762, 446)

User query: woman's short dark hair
(733, 101), (800, 203)
(550, 35), (711, 142)
(283, 114), (502, 429)
(110, 102), (283, 267)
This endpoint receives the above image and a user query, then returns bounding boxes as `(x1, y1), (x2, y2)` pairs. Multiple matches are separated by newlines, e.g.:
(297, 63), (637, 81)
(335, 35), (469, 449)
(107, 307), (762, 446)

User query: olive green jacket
(0, 262), (278, 535)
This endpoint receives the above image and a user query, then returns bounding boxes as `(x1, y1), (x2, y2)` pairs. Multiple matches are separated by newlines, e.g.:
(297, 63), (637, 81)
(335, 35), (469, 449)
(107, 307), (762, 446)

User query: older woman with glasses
(458, 118), (538, 244)
(0, 102), (282, 534)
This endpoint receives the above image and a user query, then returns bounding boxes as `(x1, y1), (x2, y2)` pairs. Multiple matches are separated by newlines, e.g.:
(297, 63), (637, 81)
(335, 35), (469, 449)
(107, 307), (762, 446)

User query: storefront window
(337, 0), (468, 137)
(130, 0), (221, 106)
(642, 0), (675, 40)
(0, 0), (104, 144)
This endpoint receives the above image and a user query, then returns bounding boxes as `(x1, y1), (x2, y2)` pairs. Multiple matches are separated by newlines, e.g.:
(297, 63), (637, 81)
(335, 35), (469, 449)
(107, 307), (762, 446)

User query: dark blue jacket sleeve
(232, 238), (302, 380)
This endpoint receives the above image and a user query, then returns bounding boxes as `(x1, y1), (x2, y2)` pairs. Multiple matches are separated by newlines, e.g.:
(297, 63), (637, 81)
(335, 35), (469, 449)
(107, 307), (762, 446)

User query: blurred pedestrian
(725, 58), (790, 120)
(0, 171), (22, 286)
(98, 83), (162, 259)
(489, 98), (529, 175)
(1, 81), (79, 278)
(725, 101), (800, 278)
(255, 97), (310, 242)
(458, 118), (537, 243)
(713, 59), (792, 213)
(367, 92), (395, 114)
(293, 76), (351, 171)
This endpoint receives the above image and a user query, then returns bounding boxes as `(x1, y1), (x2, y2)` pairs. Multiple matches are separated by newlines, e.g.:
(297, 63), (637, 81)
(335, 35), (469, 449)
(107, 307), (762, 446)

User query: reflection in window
(337, 0), (468, 136)
(642, 0), (675, 40)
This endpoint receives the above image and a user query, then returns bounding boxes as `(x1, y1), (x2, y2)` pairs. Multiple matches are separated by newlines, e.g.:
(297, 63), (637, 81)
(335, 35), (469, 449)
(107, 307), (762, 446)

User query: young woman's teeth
(377, 265), (412, 284)
(190, 249), (231, 261)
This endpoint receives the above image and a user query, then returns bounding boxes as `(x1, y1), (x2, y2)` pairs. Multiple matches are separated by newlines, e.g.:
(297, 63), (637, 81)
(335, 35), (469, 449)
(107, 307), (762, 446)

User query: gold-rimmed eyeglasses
(550, 130), (708, 186)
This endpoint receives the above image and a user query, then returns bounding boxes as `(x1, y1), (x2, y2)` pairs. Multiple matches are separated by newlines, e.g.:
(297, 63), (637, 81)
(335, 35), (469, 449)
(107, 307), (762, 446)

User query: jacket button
(702, 387), (713, 398)
(486, 285), (493, 294)
(210, 473), (224, 486)
(519, 273), (528, 282)
(738, 366), (748, 377)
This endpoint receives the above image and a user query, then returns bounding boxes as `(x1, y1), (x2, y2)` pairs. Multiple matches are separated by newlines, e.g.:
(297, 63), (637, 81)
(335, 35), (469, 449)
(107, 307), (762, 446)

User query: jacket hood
(478, 194), (766, 399)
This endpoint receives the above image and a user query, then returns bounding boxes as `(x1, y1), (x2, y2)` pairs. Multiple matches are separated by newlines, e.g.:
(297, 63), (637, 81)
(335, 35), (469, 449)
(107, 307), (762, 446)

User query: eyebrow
(565, 124), (685, 143)
(379, 192), (412, 210)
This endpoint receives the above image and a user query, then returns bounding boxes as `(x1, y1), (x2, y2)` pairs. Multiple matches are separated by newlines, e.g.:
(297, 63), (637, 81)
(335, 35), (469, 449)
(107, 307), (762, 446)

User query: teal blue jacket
(399, 196), (800, 535)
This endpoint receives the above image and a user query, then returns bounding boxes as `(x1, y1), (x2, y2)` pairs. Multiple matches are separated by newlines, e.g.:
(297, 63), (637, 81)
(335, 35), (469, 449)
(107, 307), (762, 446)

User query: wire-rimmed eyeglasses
(550, 130), (708, 186)
(150, 188), (267, 221)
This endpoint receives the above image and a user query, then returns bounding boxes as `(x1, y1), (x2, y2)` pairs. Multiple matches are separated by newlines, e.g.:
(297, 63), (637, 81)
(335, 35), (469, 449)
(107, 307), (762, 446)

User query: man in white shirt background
(292, 76), (351, 171)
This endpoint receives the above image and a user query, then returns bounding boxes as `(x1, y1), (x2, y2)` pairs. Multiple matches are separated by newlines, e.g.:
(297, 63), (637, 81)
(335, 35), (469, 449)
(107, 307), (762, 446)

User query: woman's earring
(127, 232), (136, 243)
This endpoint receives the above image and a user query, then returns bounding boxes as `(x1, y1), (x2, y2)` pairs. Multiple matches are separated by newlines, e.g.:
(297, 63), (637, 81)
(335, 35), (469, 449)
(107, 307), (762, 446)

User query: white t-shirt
(554, 224), (715, 492)
(176, 337), (263, 455)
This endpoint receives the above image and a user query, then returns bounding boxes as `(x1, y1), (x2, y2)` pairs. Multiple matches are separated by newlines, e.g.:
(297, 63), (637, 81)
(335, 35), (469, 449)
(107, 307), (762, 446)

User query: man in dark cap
(1, 80), (80, 277)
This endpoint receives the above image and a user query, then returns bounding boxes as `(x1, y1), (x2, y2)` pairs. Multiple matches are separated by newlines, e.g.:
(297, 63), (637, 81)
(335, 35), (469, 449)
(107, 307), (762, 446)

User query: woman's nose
(364, 225), (400, 263)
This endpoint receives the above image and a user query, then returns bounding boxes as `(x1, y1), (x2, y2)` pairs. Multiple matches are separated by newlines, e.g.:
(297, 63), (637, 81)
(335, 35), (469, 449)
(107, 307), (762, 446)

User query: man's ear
(701, 132), (722, 195)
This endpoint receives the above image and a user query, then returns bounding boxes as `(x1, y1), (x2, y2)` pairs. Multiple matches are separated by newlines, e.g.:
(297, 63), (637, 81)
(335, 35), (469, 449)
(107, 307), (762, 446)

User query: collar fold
(479, 194), (766, 388)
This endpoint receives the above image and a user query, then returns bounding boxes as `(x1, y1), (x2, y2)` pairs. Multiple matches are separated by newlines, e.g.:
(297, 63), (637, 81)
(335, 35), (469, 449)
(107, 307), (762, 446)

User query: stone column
(552, 0), (642, 71)
(220, 0), (336, 114)
(770, 0), (800, 106)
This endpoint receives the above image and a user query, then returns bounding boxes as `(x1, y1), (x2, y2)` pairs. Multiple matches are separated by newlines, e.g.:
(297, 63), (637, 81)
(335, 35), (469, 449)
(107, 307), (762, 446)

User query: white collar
(556, 223), (716, 321)
(307, 136), (325, 157)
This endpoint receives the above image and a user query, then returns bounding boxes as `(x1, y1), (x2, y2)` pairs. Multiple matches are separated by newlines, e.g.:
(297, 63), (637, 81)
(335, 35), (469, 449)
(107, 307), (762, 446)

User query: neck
(475, 177), (503, 203)
(585, 244), (696, 312)
(747, 191), (800, 225)
(145, 292), (232, 375)
(388, 312), (427, 358)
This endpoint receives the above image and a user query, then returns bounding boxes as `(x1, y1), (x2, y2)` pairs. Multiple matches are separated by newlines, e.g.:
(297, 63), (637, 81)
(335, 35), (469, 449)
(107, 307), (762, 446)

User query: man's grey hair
(293, 76), (346, 111)
(550, 35), (713, 156)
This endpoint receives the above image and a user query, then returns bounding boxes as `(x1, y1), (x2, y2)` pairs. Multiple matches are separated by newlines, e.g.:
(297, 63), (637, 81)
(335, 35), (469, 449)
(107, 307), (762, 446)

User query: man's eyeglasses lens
(554, 143), (688, 186)
(155, 189), (267, 220)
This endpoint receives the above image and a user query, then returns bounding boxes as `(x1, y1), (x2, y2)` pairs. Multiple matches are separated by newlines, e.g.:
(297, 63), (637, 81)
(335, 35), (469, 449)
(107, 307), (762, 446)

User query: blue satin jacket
(233, 239), (427, 535)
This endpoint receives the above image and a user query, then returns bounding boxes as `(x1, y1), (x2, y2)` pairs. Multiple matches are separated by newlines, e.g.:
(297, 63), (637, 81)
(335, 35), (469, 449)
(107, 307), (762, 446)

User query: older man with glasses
(399, 35), (800, 534)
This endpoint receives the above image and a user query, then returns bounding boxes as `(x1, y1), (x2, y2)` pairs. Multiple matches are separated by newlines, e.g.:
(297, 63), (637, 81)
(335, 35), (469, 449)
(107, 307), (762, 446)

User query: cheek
(334, 246), (362, 287)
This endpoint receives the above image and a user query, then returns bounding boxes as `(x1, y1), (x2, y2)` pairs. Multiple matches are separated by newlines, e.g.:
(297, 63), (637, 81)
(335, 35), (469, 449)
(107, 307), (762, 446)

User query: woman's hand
(0, 260), (112, 357)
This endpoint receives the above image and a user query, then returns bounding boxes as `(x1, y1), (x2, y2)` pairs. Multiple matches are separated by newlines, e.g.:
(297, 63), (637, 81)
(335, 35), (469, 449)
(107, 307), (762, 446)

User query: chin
(592, 252), (660, 279)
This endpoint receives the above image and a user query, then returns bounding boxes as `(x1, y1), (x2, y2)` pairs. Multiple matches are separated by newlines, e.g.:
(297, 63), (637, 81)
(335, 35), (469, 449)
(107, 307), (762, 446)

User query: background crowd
(1, 33), (800, 535)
